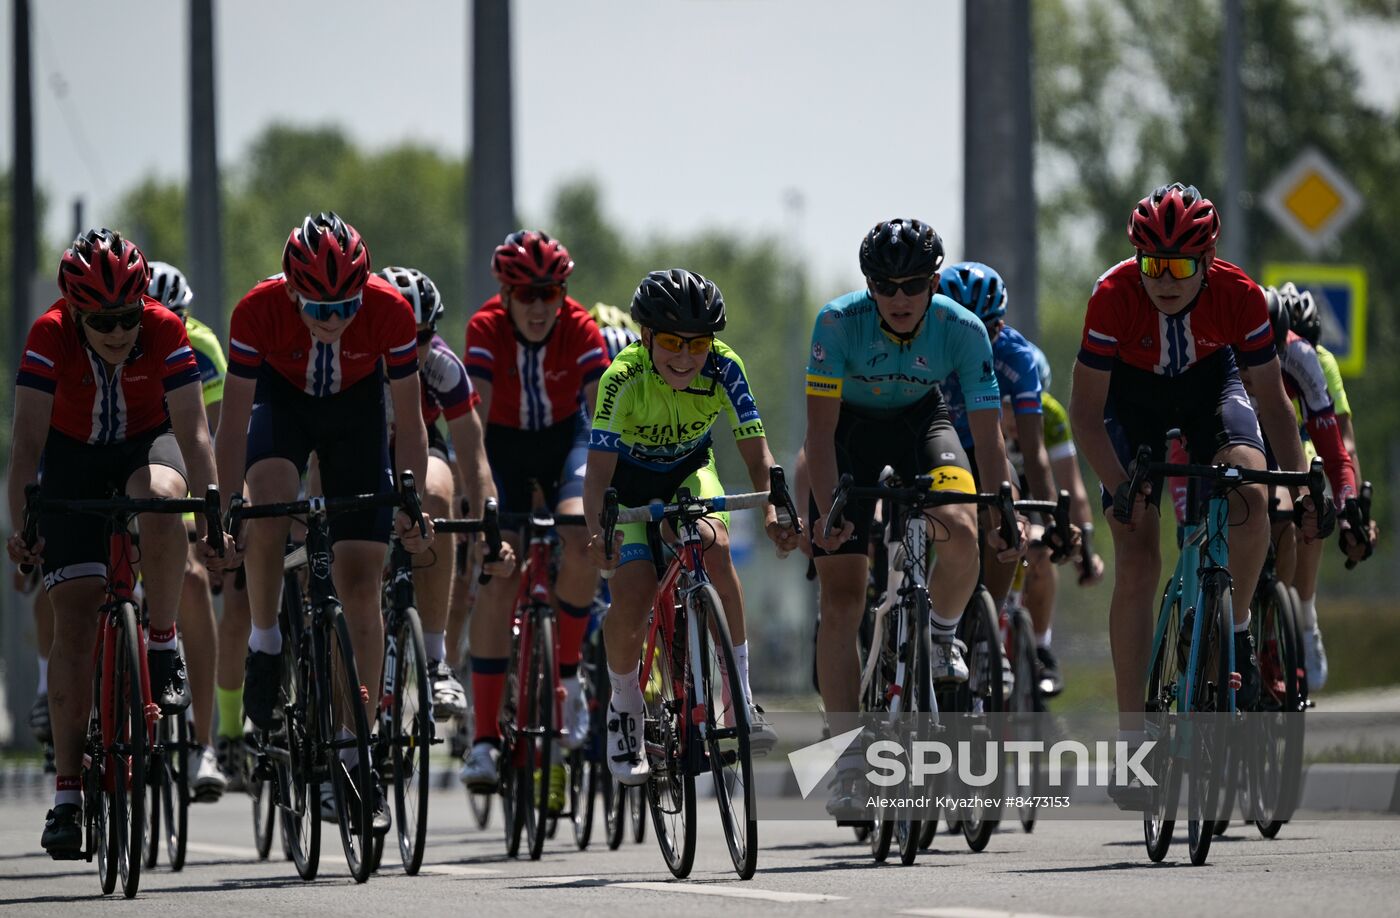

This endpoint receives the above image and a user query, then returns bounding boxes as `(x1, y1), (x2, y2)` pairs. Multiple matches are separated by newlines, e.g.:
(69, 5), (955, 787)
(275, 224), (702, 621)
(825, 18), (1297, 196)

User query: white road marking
(520, 874), (844, 902)
(421, 864), (503, 877)
(902, 909), (1093, 918)
(187, 842), (265, 859)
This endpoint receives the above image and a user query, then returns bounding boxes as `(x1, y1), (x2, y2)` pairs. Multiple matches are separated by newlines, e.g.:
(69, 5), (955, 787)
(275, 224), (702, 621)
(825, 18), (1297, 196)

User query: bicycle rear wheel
(1250, 579), (1304, 837)
(603, 771), (625, 850)
(110, 602), (148, 899)
(389, 609), (432, 874)
(958, 587), (1003, 853)
(1143, 583), (1185, 862)
(645, 602), (696, 878)
(630, 784), (648, 843)
(1186, 573), (1231, 866)
(322, 606), (374, 883)
(693, 583), (757, 879)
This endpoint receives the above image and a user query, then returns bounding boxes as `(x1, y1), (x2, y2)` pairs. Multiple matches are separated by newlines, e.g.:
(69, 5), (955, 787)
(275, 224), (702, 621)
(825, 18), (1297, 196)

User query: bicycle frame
(93, 529), (158, 794)
(504, 517), (564, 765)
(857, 502), (932, 719)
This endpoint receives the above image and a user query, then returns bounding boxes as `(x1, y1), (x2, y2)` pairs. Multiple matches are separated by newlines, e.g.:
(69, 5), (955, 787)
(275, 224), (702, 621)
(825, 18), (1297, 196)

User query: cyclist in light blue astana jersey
(804, 219), (1023, 816)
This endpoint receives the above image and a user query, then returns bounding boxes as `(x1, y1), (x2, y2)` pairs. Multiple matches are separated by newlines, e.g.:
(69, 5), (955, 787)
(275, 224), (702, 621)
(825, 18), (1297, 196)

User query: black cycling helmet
(1264, 285), (1290, 349)
(1280, 281), (1321, 346)
(630, 268), (726, 335)
(858, 218), (945, 279)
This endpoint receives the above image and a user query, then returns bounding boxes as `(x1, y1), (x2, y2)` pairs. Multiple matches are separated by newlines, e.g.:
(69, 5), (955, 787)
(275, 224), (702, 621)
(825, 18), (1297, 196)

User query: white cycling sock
(1298, 596), (1319, 632)
(931, 610), (960, 637)
(1234, 611), (1251, 634)
(37, 656), (48, 694)
(608, 663), (644, 713)
(1036, 628), (1052, 649)
(423, 630), (447, 663)
(248, 625), (282, 656)
(733, 642), (754, 706)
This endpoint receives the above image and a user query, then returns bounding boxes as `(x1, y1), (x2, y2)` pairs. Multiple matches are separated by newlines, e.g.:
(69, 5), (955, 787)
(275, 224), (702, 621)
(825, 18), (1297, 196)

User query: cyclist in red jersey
(459, 231), (608, 792)
(1069, 185), (1326, 807)
(213, 213), (434, 835)
(376, 265), (515, 719)
(5, 230), (231, 858)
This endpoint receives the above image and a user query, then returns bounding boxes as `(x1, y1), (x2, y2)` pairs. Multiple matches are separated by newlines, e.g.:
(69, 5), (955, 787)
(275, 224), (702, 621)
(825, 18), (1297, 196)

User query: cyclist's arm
(1338, 412), (1361, 482)
(1068, 360), (1127, 494)
(388, 372), (430, 499)
(581, 379), (599, 419)
(167, 382), (219, 534)
(1052, 451), (1094, 530)
(1252, 356), (1308, 476)
(472, 377), (493, 426)
(213, 372), (256, 513)
(804, 393), (842, 525)
(735, 435), (779, 529)
(446, 408), (496, 521)
(6, 386), (53, 536)
(582, 448), (619, 565)
(1015, 412), (1056, 502)
(967, 408), (1016, 546)
(1302, 409), (1357, 504)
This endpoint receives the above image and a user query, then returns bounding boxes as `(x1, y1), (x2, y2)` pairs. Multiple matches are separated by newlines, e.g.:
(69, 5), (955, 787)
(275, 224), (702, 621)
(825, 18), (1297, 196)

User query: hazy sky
(1, 1), (1397, 296)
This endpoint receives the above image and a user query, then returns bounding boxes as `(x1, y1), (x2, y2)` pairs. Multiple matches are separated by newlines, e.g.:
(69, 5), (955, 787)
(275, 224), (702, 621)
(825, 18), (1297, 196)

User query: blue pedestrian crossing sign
(1260, 263), (1367, 377)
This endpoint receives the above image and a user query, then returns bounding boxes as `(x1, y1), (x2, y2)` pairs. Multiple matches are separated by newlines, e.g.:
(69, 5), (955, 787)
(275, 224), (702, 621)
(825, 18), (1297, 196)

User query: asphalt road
(3, 783), (1398, 917)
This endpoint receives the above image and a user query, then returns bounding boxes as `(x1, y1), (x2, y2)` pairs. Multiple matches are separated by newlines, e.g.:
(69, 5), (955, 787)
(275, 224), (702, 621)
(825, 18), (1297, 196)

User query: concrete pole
(467, 0), (517, 312)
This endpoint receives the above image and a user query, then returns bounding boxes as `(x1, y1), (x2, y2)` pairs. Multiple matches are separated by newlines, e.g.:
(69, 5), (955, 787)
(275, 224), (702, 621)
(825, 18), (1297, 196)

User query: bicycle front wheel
(283, 615), (321, 880)
(895, 588), (929, 867)
(1186, 572), (1232, 866)
(645, 603), (696, 878)
(693, 583), (757, 879)
(321, 606), (375, 883)
(389, 609), (432, 874)
(109, 602), (148, 898)
(160, 711), (190, 871)
(1250, 578), (1304, 837)
(521, 609), (556, 861)
(1143, 581), (1185, 862)
(958, 587), (1003, 853)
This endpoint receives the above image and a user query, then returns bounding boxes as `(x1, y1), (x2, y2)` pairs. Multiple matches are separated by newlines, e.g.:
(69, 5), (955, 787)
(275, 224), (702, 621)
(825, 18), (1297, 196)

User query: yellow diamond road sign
(1262, 148), (1363, 254)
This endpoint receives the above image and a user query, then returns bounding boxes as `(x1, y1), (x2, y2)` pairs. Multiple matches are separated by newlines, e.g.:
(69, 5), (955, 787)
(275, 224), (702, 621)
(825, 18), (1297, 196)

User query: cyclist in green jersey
(583, 269), (797, 784)
(147, 261), (230, 799)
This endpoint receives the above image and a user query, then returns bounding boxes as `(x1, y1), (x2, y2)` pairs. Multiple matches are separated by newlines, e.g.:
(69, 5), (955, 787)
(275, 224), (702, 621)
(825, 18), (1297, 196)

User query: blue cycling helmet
(938, 261), (1008, 323)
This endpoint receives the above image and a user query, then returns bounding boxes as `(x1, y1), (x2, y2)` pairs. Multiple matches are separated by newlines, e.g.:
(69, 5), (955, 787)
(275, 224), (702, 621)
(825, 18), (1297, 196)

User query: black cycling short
(1100, 348), (1266, 511)
(808, 389), (974, 558)
(38, 424), (186, 588)
(485, 412), (588, 522)
(246, 367), (392, 543)
(427, 421), (452, 465)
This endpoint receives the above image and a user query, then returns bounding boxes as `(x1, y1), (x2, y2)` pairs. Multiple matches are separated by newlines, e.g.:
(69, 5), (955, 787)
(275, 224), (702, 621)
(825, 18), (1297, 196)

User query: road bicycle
(232, 475), (423, 883)
(599, 466), (799, 880)
(21, 485), (225, 898)
(1126, 439), (1330, 866)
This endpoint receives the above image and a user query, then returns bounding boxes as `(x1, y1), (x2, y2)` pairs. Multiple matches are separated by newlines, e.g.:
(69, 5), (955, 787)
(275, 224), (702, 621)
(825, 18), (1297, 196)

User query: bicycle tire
(501, 611), (526, 858)
(1186, 572), (1231, 866)
(143, 746), (160, 871)
(93, 639), (118, 895)
(112, 602), (147, 898)
(916, 818), (935, 850)
(1007, 608), (1044, 833)
(322, 606), (375, 883)
(1251, 579), (1304, 837)
(523, 609), (556, 861)
(693, 583), (758, 879)
(603, 770), (625, 850)
(630, 784), (647, 843)
(896, 589), (929, 867)
(1143, 581), (1184, 862)
(161, 711), (190, 870)
(251, 764), (277, 861)
(959, 587), (1003, 853)
(389, 609), (432, 874)
(645, 598), (697, 878)
(283, 610), (321, 880)
(864, 594), (897, 864)
(570, 748), (597, 850)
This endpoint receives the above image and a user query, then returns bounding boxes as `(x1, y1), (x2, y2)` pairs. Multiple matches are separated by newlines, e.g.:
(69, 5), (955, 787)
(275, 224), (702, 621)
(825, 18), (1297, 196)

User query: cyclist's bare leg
(216, 574), (250, 699)
(179, 539), (219, 745)
(1024, 545), (1057, 636)
(601, 558), (659, 679)
(467, 531), (521, 743)
(927, 503), (981, 626)
(413, 456), (456, 640)
(45, 580), (104, 777)
(242, 458), (300, 633)
(554, 498), (597, 609)
(1106, 506), (1161, 732)
(330, 540), (390, 730)
(34, 585), (54, 669)
(1272, 487), (1298, 584)
(813, 555), (867, 714)
(126, 463), (193, 632)
(1293, 532), (1322, 604)
(1217, 443), (1269, 628)
(446, 557), (472, 669)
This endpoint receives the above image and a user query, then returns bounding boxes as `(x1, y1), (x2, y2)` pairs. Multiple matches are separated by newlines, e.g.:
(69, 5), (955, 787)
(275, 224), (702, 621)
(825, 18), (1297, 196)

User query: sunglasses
(651, 332), (715, 356)
(81, 309), (143, 334)
(299, 294), (363, 322)
(508, 283), (565, 305)
(868, 275), (934, 297)
(1137, 254), (1201, 280)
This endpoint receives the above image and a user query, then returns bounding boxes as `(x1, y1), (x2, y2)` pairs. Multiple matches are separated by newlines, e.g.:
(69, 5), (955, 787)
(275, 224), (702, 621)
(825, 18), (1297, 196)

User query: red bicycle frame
(636, 535), (709, 740)
(92, 530), (159, 793)
(504, 525), (564, 768)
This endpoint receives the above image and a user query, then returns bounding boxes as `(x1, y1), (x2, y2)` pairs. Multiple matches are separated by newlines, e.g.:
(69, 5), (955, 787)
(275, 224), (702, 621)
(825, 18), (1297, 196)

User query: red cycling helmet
(58, 229), (151, 312)
(1127, 183), (1221, 256)
(282, 212), (371, 301)
(491, 230), (575, 286)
